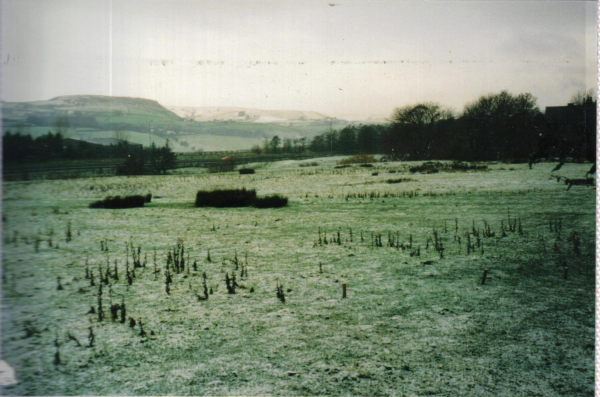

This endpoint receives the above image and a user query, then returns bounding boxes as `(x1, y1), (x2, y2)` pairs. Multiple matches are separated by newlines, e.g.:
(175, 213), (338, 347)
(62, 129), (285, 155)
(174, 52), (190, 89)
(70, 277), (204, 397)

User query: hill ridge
(167, 105), (333, 124)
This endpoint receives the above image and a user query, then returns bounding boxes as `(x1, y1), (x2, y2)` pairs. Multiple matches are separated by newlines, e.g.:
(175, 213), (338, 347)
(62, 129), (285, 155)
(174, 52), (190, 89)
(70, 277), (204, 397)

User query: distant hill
(168, 106), (332, 124)
(2, 95), (182, 130)
(334, 113), (390, 124)
(1, 95), (352, 152)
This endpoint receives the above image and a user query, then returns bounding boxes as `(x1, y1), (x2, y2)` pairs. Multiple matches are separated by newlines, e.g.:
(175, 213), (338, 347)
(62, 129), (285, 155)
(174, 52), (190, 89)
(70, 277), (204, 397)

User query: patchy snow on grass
(0, 159), (595, 396)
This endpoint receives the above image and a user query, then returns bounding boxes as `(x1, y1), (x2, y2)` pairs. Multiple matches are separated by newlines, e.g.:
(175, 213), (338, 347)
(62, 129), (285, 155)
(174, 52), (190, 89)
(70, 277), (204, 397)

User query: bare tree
(570, 88), (596, 106)
(113, 129), (130, 144)
(184, 108), (197, 121)
(392, 103), (453, 128)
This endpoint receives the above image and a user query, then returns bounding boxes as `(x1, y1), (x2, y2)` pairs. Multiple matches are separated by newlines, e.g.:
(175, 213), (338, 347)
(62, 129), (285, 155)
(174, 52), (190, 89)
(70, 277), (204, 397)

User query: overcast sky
(2, 0), (597, 119)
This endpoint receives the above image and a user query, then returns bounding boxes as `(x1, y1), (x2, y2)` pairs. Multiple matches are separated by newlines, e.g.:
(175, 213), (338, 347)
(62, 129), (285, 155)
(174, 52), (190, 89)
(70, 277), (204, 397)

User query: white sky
(1, 0), (597, 119)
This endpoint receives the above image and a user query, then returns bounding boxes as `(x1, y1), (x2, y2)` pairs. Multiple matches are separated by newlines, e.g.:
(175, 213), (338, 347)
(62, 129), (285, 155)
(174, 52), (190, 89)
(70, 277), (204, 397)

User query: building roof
(545, 104), (580, 125)
(545, 99), (596, 125)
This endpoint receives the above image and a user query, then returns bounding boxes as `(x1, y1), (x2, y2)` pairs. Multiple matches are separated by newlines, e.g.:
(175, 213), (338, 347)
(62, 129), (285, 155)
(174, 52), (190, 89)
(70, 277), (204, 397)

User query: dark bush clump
(387, 178), (416, 184)
(359, 163), (374, 168)
(409, 163), (440, 174)
(195, 189), (288, 208)
(144, 194), (152, 203)
(449, 162), (488, 172)
(239, 168), (255, 175)
(299, 162), (318, 167)
(253, 195), (288, 208)
(409, 161), (487, 174)
(195, 189), (257, 208)
(90, 195), (146, 209)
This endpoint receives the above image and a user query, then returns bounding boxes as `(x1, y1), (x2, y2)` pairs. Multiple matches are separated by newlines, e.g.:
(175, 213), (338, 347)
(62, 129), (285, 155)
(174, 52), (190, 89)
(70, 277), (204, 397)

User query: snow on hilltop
(43, 95), (172, 112)
(168, 106), (332, 124)
(3, 95), (182, 121)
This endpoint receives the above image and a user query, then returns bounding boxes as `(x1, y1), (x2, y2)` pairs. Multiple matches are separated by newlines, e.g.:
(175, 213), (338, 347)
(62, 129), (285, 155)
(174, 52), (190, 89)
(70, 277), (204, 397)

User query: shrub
(337, 154), (377, 165)
(299, 162), (319, 167)
(90, 195), (146, 209)
(449, 161), (488, 171)
(276, 282), (285, 303)
(144, 194), (152, 203)
(195, 189), (288, 208)
(359, 163), (374, 168)
(409, 161), (487, 174)
(239, 168), (255, 175)
(387, 178), (416, 184)
(195, 189), (257, 208)
(409, 163), (440, 174)
(253, 195), (288, 208)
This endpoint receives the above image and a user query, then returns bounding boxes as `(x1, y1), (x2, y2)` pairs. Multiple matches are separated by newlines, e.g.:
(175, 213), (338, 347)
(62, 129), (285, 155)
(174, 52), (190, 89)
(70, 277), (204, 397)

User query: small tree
(295, 137), (307, 153)
(157, 141), (176, 174)
(250, 144), (262, 154)
(282, 138), (294, 153)
(337, 125), (358, 154)
(117, 146), (146, 175)
(270, 135), (281, 154)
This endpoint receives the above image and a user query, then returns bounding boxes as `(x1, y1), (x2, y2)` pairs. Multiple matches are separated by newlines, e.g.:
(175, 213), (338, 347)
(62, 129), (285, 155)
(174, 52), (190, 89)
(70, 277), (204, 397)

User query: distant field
(84, 130), (266, 152)
(179, 120), (347, 140)
(1, 159), (594, 396)
(71, 130), (168, 147)
(6, 128), (264, 152)
(3, 120), (344, 144)
(93, 112), (180, 125)
(174, 133), (264, 152)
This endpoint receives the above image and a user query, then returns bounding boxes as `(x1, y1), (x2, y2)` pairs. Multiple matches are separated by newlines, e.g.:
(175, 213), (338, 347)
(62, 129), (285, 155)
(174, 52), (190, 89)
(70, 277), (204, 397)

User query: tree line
(2, 131), (176, 175)
(2, 131), (123, 163)
(250, 136), (309, 154)
(308, 90), (596, 163)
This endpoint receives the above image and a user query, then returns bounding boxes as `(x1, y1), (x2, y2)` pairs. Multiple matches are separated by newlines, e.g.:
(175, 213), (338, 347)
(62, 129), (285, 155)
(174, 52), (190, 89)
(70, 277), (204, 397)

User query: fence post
(481, 269), (488, 285)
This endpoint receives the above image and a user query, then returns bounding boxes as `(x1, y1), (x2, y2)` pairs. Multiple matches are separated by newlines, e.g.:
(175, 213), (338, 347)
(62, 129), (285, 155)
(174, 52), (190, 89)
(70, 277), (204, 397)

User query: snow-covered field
(1, 158), (595, 396)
